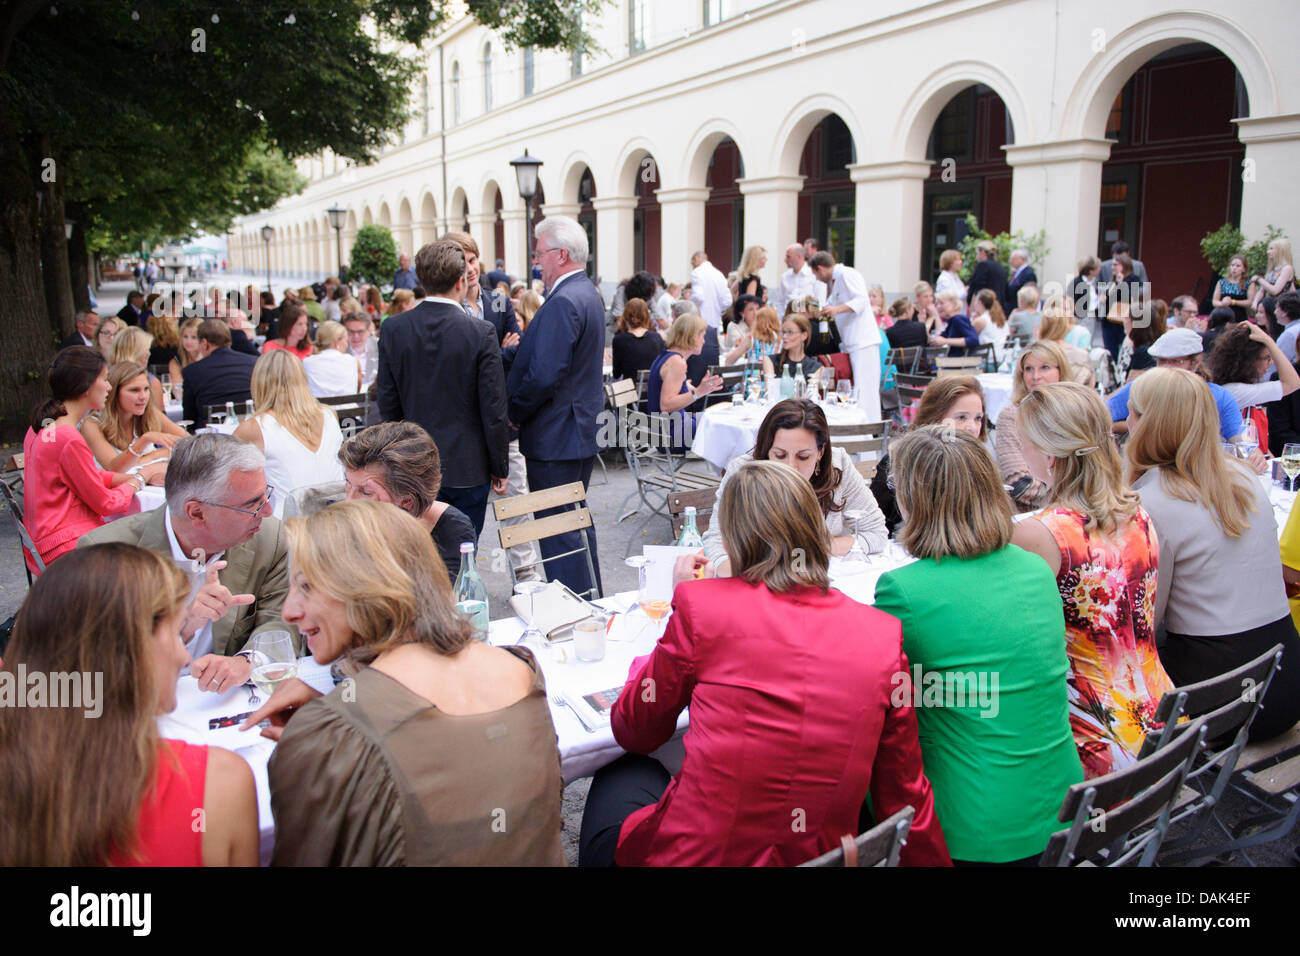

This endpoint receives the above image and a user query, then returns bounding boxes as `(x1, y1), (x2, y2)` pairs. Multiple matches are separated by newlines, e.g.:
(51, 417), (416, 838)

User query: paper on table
(642, 544), (702, 597)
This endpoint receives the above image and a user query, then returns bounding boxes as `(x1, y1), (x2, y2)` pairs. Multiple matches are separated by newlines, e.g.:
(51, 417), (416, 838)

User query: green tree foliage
(956, 214), (1050, 281)
(349, 224), (400, 288)
(1200, 223), (1286, 278)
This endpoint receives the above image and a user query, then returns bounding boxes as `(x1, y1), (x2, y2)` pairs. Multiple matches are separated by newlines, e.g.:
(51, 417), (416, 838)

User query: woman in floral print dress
(1010, 382), (1175, 778)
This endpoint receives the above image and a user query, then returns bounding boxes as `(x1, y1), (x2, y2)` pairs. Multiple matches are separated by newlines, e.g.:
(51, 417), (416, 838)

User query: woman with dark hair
(611, 297), (665, 386)
(1201, 306), (1238, 354)
(579, 460), (950, 867)
(761, 312), (821, 381)
(1212, 253), (1256, 325)
(339, 421), (476, 574)
(1117, 298), (1168, 383)
(22, 348), (148, 571)
(248, 500), (565, 866)
(701, 398), (886, 573)
(1205, 322), (1300, 439)
(871, 375), (989, 534)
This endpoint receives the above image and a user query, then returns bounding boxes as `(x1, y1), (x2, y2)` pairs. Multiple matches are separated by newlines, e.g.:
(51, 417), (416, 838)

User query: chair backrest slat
(799, 807), (914, 867)
(491, 480), (586, 521)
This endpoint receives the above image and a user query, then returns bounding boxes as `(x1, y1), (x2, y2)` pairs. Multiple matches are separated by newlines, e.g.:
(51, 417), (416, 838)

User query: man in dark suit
(377, 239), (510, 539)
(507, 216), (606, 597)
(117, 291), (147, 327)
(485, 259), (512, 292)
(1098, 239), (1149, 285)
(1004, 248), (1038, 315)
(60, 309), (99, 350)
(181, 320), (258, 426)
(966, 240), (1007, 309)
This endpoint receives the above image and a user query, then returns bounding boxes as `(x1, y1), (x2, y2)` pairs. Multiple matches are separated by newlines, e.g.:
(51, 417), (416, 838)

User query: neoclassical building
(230, 0), (1298, 303)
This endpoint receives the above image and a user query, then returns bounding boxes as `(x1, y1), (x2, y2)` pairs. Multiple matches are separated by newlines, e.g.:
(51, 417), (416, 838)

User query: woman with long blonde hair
(385, 288), (415, 317)
(110, 326), (166, 413)
(995, 340), (1073, 512)
(1038, 294), (1095, 385)
(1011, 381), (1174, 779)
(82, 362), (185, 476)
(732, 245), (767, 301)
(232, 350), (343, 518)
(517, 289), (542, 332)
(0, 543), (258, 865)
(1128, 368), (1300, 740)
(169, 317), (204, 387)
(1252, 238), (1296, 310)
(146, 312), (181, 370)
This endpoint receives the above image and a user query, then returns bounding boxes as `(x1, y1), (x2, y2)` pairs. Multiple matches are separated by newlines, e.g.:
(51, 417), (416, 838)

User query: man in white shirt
(774, 244), (823, 316)
(810, 251), (882, 420)
(343, 313), (379, 388)
(688, 251), (731, 331)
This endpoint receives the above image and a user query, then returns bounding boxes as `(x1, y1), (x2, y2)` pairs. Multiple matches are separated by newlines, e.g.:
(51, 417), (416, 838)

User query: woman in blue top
(648, 313), (724, 453)
(928, 291), (980, 356)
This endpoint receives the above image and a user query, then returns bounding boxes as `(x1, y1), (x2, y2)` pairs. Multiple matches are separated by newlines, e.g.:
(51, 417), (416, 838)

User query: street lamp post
(261, 224), (274, 296)
(509, 150), (543, 282)
(326, 205), (346, 282)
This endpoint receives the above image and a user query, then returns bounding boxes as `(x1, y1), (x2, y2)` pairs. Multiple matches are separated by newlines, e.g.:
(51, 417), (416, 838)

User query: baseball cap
(1148, 327), (1204, 359)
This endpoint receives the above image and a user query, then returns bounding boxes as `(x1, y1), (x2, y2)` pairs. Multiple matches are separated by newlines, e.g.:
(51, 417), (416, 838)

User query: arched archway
(559, 156), (599, 279)
(615, 144), (662, 275)
(396, 197), (414, 257)
(450, 187), (470, 233)
(417, 191), (437, 247)
(478, 178), (503, 265)
(796, 113), (858, 267)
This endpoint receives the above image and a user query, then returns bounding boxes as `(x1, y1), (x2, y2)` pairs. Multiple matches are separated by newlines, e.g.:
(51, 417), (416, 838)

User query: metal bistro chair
(706, 363), (749, 405)
(635, 368), (652, 407)
(493, 481), (602, 602)
(965, 342), (997, 372)
(884, 346), (923, 377)
(319, 391), (369, 438)
(800, 807), (915, 868)
(827, 420), (889, 460)
(616, 412), (718, 556)
(1039, 717), (1207, 867)
(915, 345), (949, 376)
(1136, 645), (1286, 865)
(934, 355), (985, 377)
(894, 372), (933, 422)
(0, 473), (42, 587)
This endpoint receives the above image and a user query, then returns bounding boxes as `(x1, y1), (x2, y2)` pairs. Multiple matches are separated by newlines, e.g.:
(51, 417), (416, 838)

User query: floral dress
(1036, 506), (1174, 779)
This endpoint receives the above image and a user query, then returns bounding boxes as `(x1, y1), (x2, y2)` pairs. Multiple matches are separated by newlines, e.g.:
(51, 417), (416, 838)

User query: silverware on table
(551, 690), (597, 734)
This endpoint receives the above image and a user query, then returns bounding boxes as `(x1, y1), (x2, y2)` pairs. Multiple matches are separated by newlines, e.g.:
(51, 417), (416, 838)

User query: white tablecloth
(976, 372), (1014, 425)
(164, 400), (184, 423)
(691, 399), (874, 472)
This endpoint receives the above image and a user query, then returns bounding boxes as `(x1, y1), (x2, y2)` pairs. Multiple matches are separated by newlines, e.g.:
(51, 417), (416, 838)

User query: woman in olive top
(873, 426), (1083, 865)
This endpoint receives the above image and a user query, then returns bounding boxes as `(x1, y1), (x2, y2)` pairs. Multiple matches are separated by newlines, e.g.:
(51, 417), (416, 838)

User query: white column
(411, 219), (437, 250)
(499, 207), (528, 280)
(541, 203), (582, 220)
(592, 196), (637, 288)
(1234, 113), (1300, 244)
(656, 187), (709, 283)
(466, 212), (497, 264)
(848, 161), (930, 292)
(737, 175), (804, 291)
(1004, 139), (1112, 290)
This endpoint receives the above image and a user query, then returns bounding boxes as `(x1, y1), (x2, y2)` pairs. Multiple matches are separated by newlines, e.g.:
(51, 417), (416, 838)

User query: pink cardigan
(22, 424), (135, 571)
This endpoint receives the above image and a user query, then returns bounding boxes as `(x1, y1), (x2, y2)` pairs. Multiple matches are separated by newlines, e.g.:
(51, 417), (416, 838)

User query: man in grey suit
(79, 434), (298, 694)
(1098, 239), (1149, 285)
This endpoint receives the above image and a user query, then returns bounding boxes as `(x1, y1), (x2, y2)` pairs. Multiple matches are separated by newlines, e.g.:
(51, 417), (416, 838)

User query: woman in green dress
(873, 425), (1083, 865)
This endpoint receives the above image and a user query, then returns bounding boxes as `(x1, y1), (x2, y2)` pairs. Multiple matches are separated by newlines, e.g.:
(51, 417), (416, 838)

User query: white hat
(1148, 327), (1204, 359)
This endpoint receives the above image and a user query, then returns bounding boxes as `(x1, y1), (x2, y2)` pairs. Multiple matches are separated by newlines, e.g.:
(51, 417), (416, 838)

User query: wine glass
(1283, 443), (1300, 493)
(247, 630), (297, 706)
(513, 580), (549, 647)
(1237, 418), (1259, 460)
(837, 510), (871, 575)
(160, 373), (172, 402)
(836, 381), (852, 406)
(624, 555), (669, 641)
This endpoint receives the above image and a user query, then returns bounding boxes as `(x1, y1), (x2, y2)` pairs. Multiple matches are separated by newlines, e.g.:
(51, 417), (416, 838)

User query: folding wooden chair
(1, 475), (43, 586)
(800, 807), (914, 868)
(319, 391), (369, 437)
(934, 355), (985, 376)
(493, 481), (602, 601)
(827, 420), (889, 458)
(667, 485), (718, 541)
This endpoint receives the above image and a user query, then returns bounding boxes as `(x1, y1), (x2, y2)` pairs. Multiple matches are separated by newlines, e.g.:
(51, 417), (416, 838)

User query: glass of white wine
(1283, 443), (1300, 493)
(248, 630), (298, 705)
(624, 555), (669, 642)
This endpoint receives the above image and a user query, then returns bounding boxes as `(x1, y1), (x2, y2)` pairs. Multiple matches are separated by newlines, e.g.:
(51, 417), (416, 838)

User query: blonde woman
(110, 326), (165, 413)
(913, 281), (940, 331)
(385, 289), (415, 318)
(1251, 238), (1296, 310)
(1007, 284), (1041, 340)
(969, 288), (1008, 363)
(146, 312), (181, 370)
(517, 289), (542, 333)
(169, 317), (204, 388)
(995, 340), (1073, 512)
(1128, 368), (1300, 741)
(1038, 294), (1095, 386)
(82, 362), (184, 477)
(245, 500), (565, 866)
(723, 304), (781, 364)
(302, 320), (362, 398)
(0, 543), (258, 866)
(232, 350), (344, 518)
(1010, 381), (1174, 779)
(935, 249), (966, 304)
(94, 315), (124, 360)
(732, 245), (767, 302)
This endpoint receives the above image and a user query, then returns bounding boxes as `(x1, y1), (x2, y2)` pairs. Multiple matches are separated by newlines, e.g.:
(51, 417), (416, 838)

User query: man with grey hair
(392, 252), (417, 290)
(60, 309), (99, 350)
(1003, 248), (1037, 316)
(688, 250), (730, 332)
(506, 216), (605, 596)
(79, 433), (297, 694)
(773, 243), (822, 316)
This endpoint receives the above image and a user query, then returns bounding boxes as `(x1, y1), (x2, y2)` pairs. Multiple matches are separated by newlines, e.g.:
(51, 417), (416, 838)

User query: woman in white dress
(935, 249), (967, 305)
(969, 289), (1009, 364)
(303, 321), (362, 398)
(233, 351), (344, 518)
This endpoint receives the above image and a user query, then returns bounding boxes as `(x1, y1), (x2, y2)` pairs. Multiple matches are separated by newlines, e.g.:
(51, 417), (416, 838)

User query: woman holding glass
(245, 499), (565, 866)
(1011, 382), (1175, 779)
(702, 398), (886, 573)
(1128, 368), (1300, 740)
(647, 313), (724, 453)
(82, 362), (185, 477)
(579, 460), (950, 866)
(996, 340), (1074, 513)
(761, 313), (821, 381)
(0, 543), (258, 866)
(874, 426), (1082, 865)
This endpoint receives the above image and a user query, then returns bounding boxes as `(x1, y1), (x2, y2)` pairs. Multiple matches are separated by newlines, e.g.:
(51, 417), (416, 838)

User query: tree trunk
(37, 137), (75, 336)
(66, 204), (91, 312)
(0, 101), (57, 443)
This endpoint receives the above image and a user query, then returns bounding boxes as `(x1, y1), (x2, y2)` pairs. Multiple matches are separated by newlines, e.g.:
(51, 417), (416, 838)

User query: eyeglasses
(532, 245), (562, 263)
(198, 486), (274, 518)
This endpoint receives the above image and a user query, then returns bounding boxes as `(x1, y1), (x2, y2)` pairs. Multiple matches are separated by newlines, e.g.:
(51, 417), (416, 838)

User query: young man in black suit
(180, 320), (258, 426)
(117, 291), (147, 328)
(376, 239), (510, 540)
(966, 240), (1007, 309)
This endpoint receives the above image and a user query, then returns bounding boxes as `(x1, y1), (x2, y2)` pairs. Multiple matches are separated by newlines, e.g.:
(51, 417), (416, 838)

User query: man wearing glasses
(79, 433), (298, 694)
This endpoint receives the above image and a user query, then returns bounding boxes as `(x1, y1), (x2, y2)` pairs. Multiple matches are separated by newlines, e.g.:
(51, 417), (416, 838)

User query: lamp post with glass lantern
(509, 150), (543, 281)
(261, 224), (274, 296)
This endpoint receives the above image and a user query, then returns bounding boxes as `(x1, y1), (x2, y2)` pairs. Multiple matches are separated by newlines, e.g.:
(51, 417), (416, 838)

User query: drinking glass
(572, 616), (607, 662)
(248, 630), (297, 704)
(837, 510), (870, 574)
(1237, 418), (1259, 459)
(513, 580), (549, 647)
(1283, 443), (1300, 493)
(624, 555), (669, 641)
(160, 374), (172, 401)
(836, 381), (852, 405)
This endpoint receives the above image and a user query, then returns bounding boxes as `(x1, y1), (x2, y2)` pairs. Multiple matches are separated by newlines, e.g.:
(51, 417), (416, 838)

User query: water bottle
(225, 401), (237, 424)
(794, 365), (807, 399)
(453, 542), (489, 642)
(677, 506), (704, 548)
(780, 365), (794, 399)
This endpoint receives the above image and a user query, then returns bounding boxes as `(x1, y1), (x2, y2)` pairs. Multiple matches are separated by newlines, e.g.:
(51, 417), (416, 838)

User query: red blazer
(612, 577), (951, 866)
(22, 425), (135, 572)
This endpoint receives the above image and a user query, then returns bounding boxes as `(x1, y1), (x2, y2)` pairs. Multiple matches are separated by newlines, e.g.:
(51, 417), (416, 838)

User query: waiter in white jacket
(810, 251), (881, 420)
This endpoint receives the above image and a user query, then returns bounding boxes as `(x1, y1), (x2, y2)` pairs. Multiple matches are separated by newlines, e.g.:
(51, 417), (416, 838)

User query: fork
(247, 685), (261, 707)
(551, 690), (597, 733)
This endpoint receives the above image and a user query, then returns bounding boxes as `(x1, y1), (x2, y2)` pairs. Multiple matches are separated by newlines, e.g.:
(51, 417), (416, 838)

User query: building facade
(230, 0), (1299, 304)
